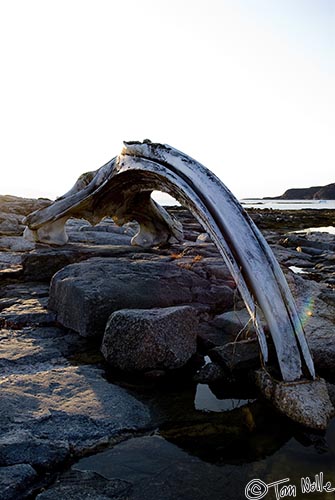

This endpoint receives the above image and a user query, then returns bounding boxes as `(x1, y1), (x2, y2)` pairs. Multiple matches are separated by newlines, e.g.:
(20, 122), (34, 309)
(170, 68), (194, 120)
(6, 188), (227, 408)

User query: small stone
(196, 233), (211, 242)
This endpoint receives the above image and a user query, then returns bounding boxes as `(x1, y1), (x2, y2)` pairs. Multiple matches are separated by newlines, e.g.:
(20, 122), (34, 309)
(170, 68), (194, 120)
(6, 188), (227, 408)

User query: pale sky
(0, 0), (334, 200)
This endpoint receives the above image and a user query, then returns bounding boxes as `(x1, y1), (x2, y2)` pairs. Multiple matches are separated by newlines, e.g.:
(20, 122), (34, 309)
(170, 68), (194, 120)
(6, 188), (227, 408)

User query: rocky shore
(0, 195), (335, 499)
(268, 181), (335, 200)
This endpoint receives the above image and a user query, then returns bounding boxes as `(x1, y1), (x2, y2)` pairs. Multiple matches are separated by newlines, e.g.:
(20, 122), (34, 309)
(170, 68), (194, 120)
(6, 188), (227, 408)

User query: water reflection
(194, 383), (253, 413)
(110, 378), (296, 465)
(72, 421), (335, 500)
(65, 375), (335, 500)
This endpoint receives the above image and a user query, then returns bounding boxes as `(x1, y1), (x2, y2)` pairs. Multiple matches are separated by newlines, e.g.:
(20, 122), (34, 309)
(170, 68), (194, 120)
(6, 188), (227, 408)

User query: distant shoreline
(1, 193), (335, 212)
(241, 199), (335, 211)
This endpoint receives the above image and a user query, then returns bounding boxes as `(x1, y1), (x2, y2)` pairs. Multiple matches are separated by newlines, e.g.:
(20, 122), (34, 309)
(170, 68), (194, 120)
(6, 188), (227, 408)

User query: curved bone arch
(24, 141), (315, 382)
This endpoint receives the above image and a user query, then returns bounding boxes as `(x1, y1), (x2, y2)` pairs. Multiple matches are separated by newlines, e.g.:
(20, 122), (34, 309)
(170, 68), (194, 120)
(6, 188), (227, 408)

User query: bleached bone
(24, 140), (315, 382)
(23, 157), (183, 247)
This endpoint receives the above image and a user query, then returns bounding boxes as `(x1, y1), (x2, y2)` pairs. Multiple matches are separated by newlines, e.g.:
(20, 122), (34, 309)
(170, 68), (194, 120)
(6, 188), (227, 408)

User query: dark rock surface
(49, 256), (234, 337)
(248, 208), (335, 232)
(22, 243), (148, 282)
(0, 325), (83, 377)
(0, 463), (38, 500)
(194, 361), (226, 383)
(0, 297), (56, 329)
(0, 364), (150, 465)
(36, 470), (132, 499)
(209, 339), (261, 374)
(101, 306), (199, 371)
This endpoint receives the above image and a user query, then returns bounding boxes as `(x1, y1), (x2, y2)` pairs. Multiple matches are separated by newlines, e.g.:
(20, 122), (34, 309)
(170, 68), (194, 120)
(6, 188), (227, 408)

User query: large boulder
(49, 257), (235, 337)
(101, 306), (198, 371)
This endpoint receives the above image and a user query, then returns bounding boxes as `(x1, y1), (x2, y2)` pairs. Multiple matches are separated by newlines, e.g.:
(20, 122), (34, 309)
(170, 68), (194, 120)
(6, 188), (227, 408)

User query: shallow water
(71, 379), (335, 500)
(289, 265), (309, 275)
(294, 226), (335, 235)
(241, 199), (335, 210)
(153, 194), (335, 210)
(194, 383), (254, 412)
(73, 431), (335, 500)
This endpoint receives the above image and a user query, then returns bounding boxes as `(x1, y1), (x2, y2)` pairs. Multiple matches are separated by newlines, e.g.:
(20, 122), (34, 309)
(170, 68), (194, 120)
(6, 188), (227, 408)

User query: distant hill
(268, 182), (335, 200)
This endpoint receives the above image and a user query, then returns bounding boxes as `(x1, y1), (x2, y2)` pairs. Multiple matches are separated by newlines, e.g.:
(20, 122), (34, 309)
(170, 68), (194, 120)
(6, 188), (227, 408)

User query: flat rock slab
(49, 257), (234, 337)
(0, 251), (22, 271)
(102, 306), (198, 371)
(36, 470), (132, 500)
(68, 231), (132, 246)
(0, 236), (35, 252)
(0, 282), (50, 301)
(0, 326), (86, 377)
(22, 244), (152, 282)
(0, 297), (56, 329)
(0, 365), (151, 468)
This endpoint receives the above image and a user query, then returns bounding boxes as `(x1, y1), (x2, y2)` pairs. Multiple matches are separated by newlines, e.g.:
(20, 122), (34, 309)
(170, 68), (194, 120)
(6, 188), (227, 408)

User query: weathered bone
(23, 157), (183, 247)
(24, 140), (315, 383)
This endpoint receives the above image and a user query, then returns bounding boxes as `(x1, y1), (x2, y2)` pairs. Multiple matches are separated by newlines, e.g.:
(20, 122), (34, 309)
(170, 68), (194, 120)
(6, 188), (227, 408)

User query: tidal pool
(69, 381), (335, 500)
